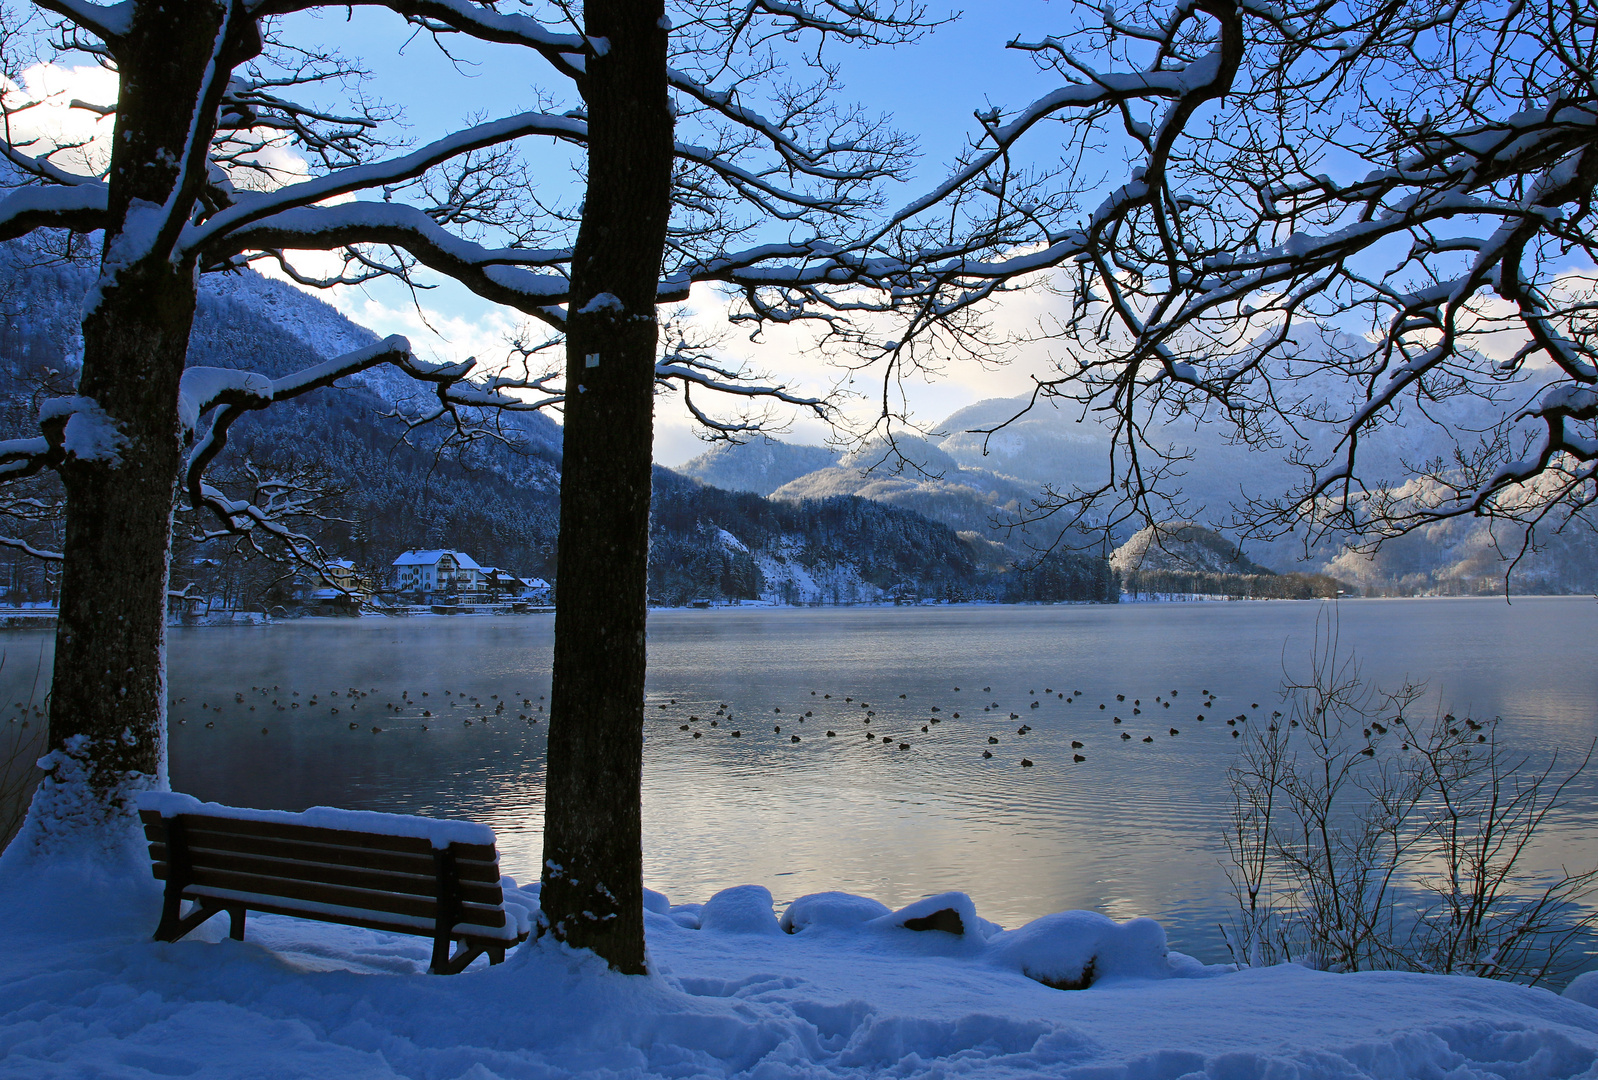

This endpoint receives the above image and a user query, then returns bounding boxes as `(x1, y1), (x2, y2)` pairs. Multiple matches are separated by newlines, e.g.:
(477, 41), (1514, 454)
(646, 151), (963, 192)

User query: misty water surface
(3, 596), (1593, 961)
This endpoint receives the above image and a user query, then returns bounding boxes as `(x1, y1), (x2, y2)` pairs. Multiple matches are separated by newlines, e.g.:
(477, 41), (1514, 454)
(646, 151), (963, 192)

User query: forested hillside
(0, 244), (1118, 609)
(649, 469), (1115, 605)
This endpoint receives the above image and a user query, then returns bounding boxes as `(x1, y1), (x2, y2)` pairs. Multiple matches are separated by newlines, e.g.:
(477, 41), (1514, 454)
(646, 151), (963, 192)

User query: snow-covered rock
(699, 884), (783, 935)
(872, 891), (999, 939)
(1566, 971), (1598, 1010)
(780, 891), (892, 933)
(986, 910), (1173, 989)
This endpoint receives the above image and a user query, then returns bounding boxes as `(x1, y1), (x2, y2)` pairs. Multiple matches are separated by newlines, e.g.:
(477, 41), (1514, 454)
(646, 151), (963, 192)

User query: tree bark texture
(539, 0), (673, 974)
(46, 3), (250, 803)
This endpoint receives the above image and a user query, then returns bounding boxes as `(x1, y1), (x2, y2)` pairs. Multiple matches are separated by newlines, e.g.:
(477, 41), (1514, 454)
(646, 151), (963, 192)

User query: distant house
(494, 573), (551, 603)
(323, 558), (365, 594)
(476, 566), (533, 599)
(306, 558), (371, 611)
(392, 550), (485, 598)
(275, 557), (373, 613)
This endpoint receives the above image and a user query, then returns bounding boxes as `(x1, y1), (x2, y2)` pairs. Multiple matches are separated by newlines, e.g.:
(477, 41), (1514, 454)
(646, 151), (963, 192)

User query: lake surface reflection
(6, 596), (1595, 961)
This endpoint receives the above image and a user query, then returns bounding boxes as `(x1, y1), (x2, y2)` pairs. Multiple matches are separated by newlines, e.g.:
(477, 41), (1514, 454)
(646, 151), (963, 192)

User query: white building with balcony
(392, 550), (485, 597)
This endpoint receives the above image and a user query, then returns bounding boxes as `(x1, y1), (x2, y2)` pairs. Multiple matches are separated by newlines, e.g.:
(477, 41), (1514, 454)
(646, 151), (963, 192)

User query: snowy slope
(203, 271), (563, 461)
(753, 534), (887, 605)
(3, 852), (1597, 1080)
(678, 437), (842, 496)
(1110, 523), (1275, 575)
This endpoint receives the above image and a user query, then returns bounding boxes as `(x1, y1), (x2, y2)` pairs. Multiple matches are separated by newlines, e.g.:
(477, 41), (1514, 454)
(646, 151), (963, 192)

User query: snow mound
(1567, 971), (1598, 1010)
(986, 910), (1172, 989)
(781, 891), (892, 933)
(5, 857), (1598, 1080)
(699, 884), (783, 935)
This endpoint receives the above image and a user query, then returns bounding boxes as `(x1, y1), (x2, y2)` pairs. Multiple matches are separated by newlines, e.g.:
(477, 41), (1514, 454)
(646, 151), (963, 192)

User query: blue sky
(272, 2), (1075, 464)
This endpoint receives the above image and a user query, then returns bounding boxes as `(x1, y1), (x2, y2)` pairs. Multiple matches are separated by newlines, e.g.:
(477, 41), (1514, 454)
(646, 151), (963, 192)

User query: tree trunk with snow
(538, 0), (673, 974)
(34, 3), (249, 837)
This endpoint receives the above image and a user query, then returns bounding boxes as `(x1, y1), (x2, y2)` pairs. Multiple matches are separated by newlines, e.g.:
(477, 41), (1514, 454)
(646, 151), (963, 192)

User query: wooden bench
(137, 792), (529, 974)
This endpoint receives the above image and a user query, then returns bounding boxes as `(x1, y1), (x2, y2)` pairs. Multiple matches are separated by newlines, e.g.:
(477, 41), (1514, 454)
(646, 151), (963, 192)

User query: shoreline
(0, 591), (1588, 631)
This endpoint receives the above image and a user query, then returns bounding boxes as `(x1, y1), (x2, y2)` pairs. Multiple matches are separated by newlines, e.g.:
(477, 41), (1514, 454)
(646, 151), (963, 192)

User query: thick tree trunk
(33, 2), (244, 838)
(539, 0), (673, 973)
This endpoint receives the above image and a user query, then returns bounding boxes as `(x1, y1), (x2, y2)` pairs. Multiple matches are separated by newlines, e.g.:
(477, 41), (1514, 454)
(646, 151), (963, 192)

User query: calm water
(4, 597), (1595, 961)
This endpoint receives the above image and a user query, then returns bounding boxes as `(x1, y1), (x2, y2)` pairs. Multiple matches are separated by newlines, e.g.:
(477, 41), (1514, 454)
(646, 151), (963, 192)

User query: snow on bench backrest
(137, 791), (497, 850)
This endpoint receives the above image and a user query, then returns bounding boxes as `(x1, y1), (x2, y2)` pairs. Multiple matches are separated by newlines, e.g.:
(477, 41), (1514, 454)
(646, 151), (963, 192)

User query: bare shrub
(1223, 608), (1596, 985)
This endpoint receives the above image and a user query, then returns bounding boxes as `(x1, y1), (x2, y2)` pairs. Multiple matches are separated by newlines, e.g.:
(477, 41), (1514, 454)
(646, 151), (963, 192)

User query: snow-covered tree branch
(850, 0), (1598, 561)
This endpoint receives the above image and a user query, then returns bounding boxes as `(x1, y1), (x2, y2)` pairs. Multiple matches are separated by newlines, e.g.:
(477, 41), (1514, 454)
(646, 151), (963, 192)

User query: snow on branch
(0, 534), (63, 561)
(181, 335), (566, 546)
(254, 0), (589, 78)
(843, 0), (1598, 556)
(0, 184), (109, 243)
(184, 110), (588, 251)
(30, 0), (132, 42)
(207, 202), (574, 317)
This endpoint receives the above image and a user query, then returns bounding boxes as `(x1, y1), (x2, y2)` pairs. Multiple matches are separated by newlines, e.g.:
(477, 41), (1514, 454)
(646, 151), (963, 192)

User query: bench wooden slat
(176, 886), (519, 946)
(141, 800), (526, 973)
(153, 863), (509, 928)
(142, 823), (501, 881)
(148, 844), (505, 905)
(137, 808), (498, 862)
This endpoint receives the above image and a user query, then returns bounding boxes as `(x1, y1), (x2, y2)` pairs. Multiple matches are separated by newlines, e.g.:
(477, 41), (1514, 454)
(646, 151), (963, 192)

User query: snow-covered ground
(4, 838), (1598, 1080)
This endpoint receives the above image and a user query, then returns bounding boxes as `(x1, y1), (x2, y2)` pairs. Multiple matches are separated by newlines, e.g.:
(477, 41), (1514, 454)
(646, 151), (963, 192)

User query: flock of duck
(160, 681), (1301, 772)
(169, 684), (547, 735)
(652, 684), (1278, 769)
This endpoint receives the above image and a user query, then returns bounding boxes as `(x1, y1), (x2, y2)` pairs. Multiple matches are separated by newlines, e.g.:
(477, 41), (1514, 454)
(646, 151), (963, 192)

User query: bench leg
(154, 885), (186, 942)
(432, 941), (485, 975)
(155, 899), (226, 943)
(229, 907), (246, 941)
(429, 932), (453, 975)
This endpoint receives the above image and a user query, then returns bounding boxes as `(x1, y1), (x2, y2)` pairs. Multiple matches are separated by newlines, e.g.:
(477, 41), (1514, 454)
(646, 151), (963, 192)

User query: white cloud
(650, 279), (1062, 465)
(324, 286), (525, 369)
(1, 63), (119, 177)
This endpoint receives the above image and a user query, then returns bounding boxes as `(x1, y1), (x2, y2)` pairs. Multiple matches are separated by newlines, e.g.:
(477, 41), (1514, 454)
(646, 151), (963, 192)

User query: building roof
(391, 549), (483, 570)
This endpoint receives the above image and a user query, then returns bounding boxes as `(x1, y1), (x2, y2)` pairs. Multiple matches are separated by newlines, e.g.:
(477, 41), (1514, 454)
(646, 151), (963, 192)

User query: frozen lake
(5, 596), (1596, 961)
